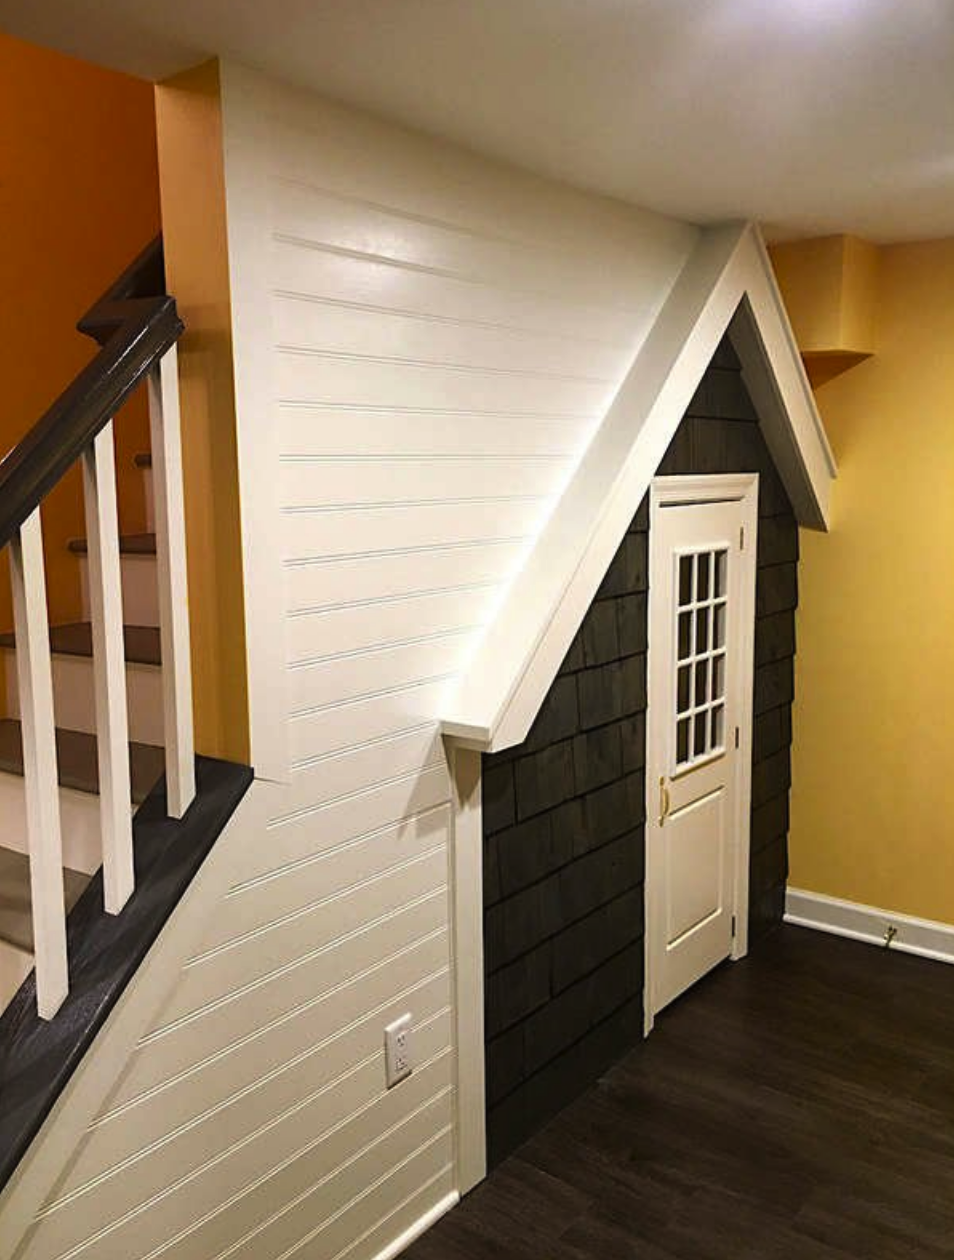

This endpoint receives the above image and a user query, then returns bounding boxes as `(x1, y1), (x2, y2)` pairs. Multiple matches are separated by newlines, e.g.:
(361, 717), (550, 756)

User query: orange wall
(0, 33), (161, 640)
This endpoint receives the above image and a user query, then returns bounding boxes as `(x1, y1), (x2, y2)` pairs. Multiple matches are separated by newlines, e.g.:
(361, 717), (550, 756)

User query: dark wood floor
(406, 926), (954, 1259)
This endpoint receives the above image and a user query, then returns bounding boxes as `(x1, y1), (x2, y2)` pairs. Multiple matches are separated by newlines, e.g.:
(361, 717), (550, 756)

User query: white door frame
(644, 473), (759, 1037)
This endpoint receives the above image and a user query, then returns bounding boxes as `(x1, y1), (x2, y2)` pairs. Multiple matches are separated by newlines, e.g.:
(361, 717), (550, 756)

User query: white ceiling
(3, 0), (953, 241)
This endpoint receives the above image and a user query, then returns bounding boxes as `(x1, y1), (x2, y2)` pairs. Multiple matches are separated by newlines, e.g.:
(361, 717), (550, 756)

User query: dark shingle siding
(483, 336), (797, 1165)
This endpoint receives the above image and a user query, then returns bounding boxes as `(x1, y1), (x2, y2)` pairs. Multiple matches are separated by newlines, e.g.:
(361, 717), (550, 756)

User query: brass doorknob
(659, 776), (671, 826)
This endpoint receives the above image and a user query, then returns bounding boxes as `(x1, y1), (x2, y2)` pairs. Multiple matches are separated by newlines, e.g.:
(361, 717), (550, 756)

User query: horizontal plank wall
(4, 62), (697, 1260)
(482, 337), (798, 1164)
(219, 62), (697, 785)
(218, 65), (692, 1256)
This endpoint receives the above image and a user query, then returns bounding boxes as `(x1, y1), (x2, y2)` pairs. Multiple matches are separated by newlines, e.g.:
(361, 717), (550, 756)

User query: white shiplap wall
(9, 65), (696, 1260)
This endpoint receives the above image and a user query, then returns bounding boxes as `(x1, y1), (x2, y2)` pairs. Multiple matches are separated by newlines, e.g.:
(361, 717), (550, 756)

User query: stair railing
(0, 238), (192, 1019)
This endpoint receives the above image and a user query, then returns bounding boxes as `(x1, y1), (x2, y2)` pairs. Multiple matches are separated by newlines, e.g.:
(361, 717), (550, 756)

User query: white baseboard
(371, 1190), (460, 1260)
(785, 887), (954, 966)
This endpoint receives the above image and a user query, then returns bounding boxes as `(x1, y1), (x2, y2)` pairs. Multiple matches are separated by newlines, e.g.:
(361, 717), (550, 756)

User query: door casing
(644, 473), (759, 1036)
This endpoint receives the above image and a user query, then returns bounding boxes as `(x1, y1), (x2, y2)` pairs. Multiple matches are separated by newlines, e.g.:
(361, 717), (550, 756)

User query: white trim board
(447, 744), (487, 1197)
(370, 1190), (459, 1260)
(785, 888), (954, 967)
(441, 220), (835, 756)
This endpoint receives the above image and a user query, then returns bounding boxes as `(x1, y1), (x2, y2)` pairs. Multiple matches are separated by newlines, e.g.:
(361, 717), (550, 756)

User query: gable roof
(441, 221), (835, 754)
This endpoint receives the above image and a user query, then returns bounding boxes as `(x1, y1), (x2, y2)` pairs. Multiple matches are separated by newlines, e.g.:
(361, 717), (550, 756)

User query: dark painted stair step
(0, 622), (160, 667)
(0, 850), (88, 954)
(68, 532), (156, 557)
(0, 720), (164, 804)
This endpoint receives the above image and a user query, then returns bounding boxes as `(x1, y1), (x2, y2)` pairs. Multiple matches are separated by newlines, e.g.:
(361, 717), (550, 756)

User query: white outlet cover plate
(385, 1013), (413, 1088)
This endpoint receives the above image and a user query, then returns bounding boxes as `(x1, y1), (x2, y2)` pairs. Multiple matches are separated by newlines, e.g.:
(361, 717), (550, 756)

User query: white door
(646, 475), (758, 1025)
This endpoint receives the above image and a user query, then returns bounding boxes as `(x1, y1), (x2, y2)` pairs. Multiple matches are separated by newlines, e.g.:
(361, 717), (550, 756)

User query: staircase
(0, 237), (252, 1195)
(0, 235), (192, 1025)
(0, 452), (163, 1008)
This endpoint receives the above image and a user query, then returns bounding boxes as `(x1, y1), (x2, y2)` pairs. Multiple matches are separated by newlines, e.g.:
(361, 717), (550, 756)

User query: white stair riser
(0, 772), (119, 875)
(0, 936), (33, 1014)
(143, 465), (155, 534)
(3, 651), (164, 747)
(79, 553), (159, 628)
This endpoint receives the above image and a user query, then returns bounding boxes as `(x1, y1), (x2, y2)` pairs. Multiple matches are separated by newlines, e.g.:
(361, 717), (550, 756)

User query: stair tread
(0, 622), (161, 666)
(0, 849), (88, 954)
(68, 532), (156, 556)
(0, 720), (164, 804)
(133, 452), (152, 469)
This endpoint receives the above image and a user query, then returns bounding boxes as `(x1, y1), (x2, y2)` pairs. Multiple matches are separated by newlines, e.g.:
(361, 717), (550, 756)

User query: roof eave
(441, 221), (834, 755)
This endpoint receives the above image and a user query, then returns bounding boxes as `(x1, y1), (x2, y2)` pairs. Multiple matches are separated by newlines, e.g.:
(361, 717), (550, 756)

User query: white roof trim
(441, 222), (835, 754)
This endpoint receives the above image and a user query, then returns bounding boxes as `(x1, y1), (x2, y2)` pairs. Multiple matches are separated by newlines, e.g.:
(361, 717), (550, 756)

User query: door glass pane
(713, 602), (726, 650)
(677, 665), (691, 713)
(712, 652), (726, 701)
(678, 612), (692, 660)
(677, 718), (690, 764)
(695, 607), (709, 655)
(673, 545), (731, 772)
(711, 704), (725, 749)
(679, 555), (693, 606)
(714, 549), (728, 598)
(694, 659), (708, 706)
(697, 552), (710, 601)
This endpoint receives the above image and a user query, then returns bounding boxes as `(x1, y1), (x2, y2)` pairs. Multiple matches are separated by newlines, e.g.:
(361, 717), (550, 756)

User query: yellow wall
(770, 235), (879, 356)
(789, 239), (954, 924)
(155, 63), (250, 764)
(770, 234), (879, 388)
(771, 236), (849, 353)
(838, 236), (880, 354)
(0, 33), (160, 641)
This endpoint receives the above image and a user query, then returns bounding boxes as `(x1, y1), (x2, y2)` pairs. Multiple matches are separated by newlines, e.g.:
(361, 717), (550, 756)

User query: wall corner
(154, 60), (251, 766)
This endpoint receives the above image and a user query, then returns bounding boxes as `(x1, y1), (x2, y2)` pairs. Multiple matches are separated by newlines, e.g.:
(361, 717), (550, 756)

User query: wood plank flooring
(405, 926), (954, 1259)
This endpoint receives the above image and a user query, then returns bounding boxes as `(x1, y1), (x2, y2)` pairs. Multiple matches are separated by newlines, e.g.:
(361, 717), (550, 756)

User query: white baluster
(82, 423), (134, 913)
(10, 509), (68, 1019)
(147, 344), (195, 818)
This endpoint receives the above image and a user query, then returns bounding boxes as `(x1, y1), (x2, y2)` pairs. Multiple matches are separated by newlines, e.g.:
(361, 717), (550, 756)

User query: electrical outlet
(384, 1013), (413, 1088)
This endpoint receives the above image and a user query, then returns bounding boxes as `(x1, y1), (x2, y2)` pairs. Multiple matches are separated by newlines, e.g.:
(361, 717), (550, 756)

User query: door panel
(647, 480), (757, 1021)
(666, 786), (725, 945)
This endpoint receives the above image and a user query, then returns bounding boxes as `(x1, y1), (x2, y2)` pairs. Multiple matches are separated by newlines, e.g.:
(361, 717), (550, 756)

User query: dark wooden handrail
(77, 237), (169, 345)
(0, 237), (183, 552)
